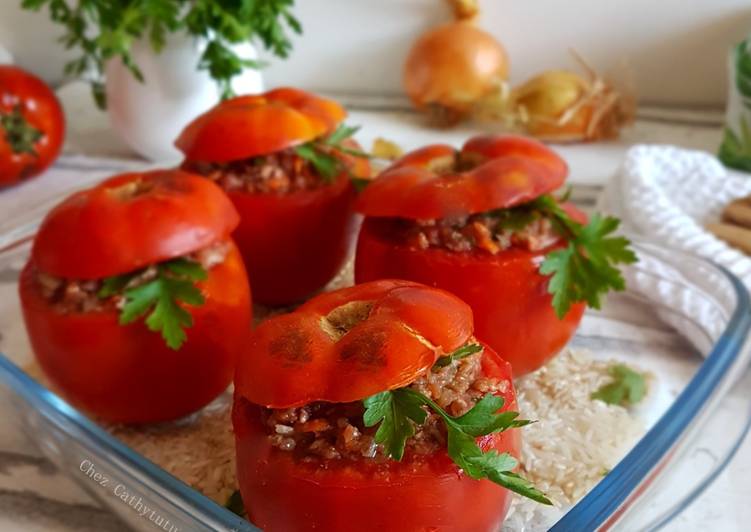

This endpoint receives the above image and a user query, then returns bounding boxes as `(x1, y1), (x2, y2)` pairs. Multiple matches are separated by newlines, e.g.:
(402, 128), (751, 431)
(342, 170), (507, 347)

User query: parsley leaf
(325, 124), (361, 145)
(224, 489), (245, 517)
(482, 194), (636, 318)
(294, 123), (370, 184)
(363, 388), (551, 504)
(509, 196), (638, 318)
(99, 257), (207, 350)
(540, 212), (637, 317)
(434, 343), (483, 368)
(363, 390), (427, 460)
(22, 0), (302, 108)
(591, 364), (647, 407)
(293, 144), (339, 182)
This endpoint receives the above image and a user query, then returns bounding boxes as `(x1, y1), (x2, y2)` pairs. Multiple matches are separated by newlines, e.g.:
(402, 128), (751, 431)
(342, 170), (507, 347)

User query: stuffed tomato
(355, 135), (635, 376)
(233, 280), (549, 532)
(19, 170), (252, 424)
(176, 87), (370, 306)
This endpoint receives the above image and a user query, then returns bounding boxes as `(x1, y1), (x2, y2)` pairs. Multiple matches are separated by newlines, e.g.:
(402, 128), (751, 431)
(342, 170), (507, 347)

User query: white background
(2, 0), (751, 105)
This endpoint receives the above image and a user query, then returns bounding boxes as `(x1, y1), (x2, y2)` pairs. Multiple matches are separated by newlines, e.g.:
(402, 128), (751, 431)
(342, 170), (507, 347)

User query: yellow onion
(511, 60), (633, 142)
(403, 0), (508, 124)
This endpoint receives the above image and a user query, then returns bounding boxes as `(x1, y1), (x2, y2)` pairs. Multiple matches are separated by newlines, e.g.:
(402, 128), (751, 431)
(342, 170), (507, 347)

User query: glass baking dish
(0, 217), (750, 532)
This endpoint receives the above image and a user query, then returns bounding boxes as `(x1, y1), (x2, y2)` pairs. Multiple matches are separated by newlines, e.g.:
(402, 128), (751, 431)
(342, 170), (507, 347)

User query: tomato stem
(0, 104), (43, 156)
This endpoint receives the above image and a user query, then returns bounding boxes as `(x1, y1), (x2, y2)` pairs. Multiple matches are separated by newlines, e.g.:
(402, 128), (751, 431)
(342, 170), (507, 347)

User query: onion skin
(512, 69), (630, 142)
(403, 20), (508, 122)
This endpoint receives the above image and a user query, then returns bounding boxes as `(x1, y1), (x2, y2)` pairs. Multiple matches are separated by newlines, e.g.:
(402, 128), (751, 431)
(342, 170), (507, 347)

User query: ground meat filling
(263, 350), (508, 462)
(402, 214), (560, 255)
(183, 147), (327, 194)
(33, 240), (230, 314)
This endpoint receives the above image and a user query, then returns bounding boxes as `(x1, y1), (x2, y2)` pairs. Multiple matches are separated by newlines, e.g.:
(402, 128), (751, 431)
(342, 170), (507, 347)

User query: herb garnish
(591, 364), (647, 407)
(489, 194), (637, 318)
(363, 388), (551, 504)
(294, 124), (370, 183)
(98, 257), (207, 350)
(433, 343), (483, 368)
(21, 0), (302, 107)
(224, 489), (246, 517)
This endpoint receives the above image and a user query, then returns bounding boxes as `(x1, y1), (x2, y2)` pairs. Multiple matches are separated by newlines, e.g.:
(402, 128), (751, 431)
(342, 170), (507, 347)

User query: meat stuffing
(34, 241), (229, 313)
(263, 350), (508, 462)
(403, 214), (560, 254)
(183, 148), (327, 194)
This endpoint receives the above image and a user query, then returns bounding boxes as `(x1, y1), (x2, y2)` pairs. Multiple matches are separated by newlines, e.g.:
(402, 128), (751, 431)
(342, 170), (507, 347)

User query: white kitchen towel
(601, 144), (751, 353)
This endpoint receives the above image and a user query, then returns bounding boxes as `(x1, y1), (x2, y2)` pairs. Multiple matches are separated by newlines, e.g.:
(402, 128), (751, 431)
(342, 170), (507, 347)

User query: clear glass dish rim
(0, 231), (748, 531)
(551, 242), (751, 531)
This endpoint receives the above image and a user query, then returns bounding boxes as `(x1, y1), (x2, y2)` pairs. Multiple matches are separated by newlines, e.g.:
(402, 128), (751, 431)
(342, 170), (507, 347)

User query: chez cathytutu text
(79, 459), (179, 532)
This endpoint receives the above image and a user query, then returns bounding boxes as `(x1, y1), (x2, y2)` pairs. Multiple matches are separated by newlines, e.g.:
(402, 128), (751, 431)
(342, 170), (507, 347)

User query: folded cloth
(601, 144), (751, 353)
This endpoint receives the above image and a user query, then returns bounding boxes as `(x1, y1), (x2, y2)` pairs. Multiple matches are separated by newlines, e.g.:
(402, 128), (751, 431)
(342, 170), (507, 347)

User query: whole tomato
(0, 65), (64, 186)
(176, 88), (370, 306)
(19, 170), (252, 423)
(354, 135), (585, 376)
(233, 280), (522, 531)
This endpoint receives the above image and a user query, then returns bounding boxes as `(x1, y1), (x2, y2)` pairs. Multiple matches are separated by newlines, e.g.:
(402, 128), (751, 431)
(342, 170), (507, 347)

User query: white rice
(503, 349), (645, 531)
(25, 339), (647, 526)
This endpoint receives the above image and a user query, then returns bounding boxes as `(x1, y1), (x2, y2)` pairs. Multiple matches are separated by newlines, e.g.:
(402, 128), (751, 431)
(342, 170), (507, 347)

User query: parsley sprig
(591, 364), (647, 407)
(98, 258), (207, 350)
(489, 194), (637, 318)
(21, 0), (302, 107)
(363, 388), (551, 504)
(294, 124), (370, 183)
(434, 343), (483, 368)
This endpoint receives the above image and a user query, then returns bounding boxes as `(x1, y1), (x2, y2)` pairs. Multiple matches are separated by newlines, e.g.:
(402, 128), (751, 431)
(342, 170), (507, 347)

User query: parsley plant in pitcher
(21, 0), (302, 161)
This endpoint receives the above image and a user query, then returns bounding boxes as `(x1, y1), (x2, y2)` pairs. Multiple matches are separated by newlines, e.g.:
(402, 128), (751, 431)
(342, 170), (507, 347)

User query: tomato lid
(235, 280), (475, 408)
(357, 135), (567, 219)
(175, 87), (347, 163)
(32, 169), (240, 279)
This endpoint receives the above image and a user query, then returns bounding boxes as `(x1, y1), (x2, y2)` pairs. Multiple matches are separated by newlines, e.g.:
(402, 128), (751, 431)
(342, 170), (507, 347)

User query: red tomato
(32, 169), (240, 279)
(233, 343), (519, 532)
(228, 170), (357, 305)
(19, 170), (252, 423)
(0, 65), (64, 186)
(356, 217), (585, 376)
(356, 135), (566, 220)
(175, 87), (346, 163)
(354, 135), (584, 376)
(235, 280), (474, 408)
(176, 88), (369, 305)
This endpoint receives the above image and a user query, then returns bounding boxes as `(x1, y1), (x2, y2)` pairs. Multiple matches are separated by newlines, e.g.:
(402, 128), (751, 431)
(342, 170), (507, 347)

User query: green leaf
(364, 388), (549, 504)
(165, 258), (209, 281)
(294, 144), (340, 182)
(100, 258), (207, 350)
(98, 273), (132, 298)
(539, 208), (637, 318)
(591, 364), (647, 407)
(224, 489), (245, 517)
(362, 390), (427, 460)
(433, 343), (483, 368)
(325, 124), (360, 145)
(120, 279), (163, 324)
(22, 0), (302, 108)
(452, 395), (532, 436)
(467, 458), (553, 505)
(719, 119), (751, 172)
(350, 176), (371, 193)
